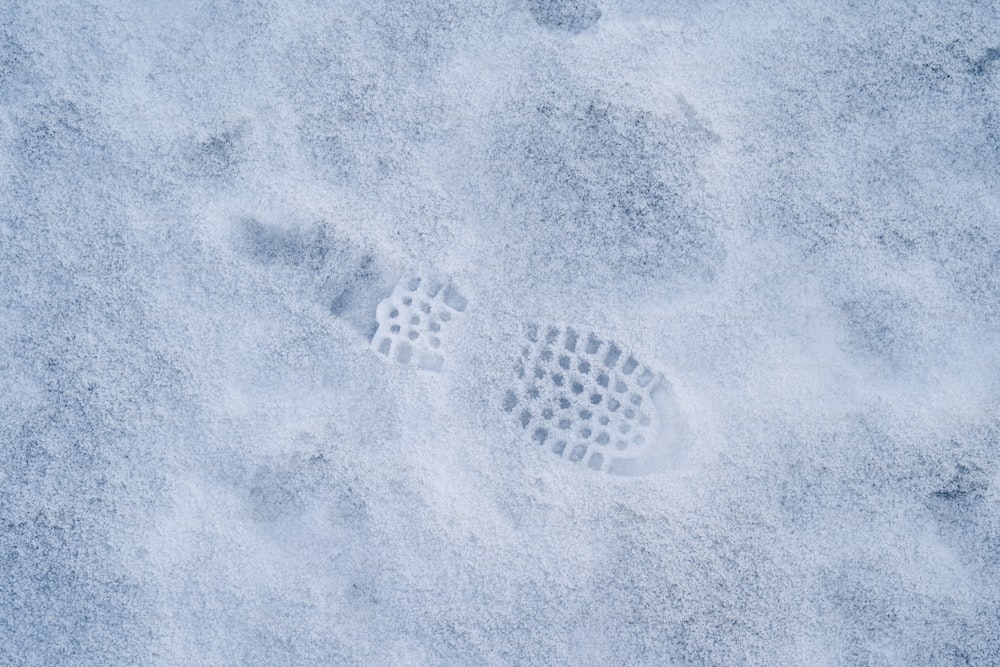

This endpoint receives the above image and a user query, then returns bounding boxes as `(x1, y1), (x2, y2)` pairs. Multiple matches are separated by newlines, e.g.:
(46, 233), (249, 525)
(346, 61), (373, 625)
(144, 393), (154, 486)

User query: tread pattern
(504, 323), (669, 473)
(370, 275), (467, 372)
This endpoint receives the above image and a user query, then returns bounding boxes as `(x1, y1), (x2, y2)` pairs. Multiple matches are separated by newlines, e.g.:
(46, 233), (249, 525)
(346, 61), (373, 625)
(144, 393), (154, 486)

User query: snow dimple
(527, 0), (601, 34)
(370, 274), (466, 372)
(504, 323), (668, 474)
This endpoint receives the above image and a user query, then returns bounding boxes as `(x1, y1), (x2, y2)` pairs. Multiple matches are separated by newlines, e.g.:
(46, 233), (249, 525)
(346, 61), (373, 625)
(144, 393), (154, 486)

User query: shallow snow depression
(2, 0), (999, 665)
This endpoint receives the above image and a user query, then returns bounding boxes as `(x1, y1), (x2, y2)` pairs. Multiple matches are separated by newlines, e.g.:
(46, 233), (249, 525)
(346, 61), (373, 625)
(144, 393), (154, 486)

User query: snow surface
(2, 0), (1000, 664)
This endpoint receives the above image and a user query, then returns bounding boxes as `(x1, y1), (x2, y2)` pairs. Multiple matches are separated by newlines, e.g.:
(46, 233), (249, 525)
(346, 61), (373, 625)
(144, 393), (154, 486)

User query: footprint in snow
(370, 274), (468, 372)
(504, 323), (686, 475)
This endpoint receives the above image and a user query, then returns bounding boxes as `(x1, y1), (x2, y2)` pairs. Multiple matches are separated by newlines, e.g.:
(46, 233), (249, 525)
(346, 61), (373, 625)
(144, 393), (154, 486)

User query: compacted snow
(2, 1), (999, 664)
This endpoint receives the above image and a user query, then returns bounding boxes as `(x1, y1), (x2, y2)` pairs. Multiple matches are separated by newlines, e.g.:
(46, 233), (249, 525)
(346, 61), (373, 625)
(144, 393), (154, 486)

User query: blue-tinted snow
(2, 1), (999, 664)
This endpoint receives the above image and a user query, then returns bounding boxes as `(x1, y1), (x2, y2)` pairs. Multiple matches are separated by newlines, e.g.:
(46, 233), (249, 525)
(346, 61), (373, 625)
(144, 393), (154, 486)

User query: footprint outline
(505, 323), (684, 475)
(370, 274), (467, 372)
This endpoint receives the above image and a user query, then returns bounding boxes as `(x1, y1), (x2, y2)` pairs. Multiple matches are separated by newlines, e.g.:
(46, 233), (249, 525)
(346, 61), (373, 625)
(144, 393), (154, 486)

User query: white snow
(2, 1), (998, 664)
